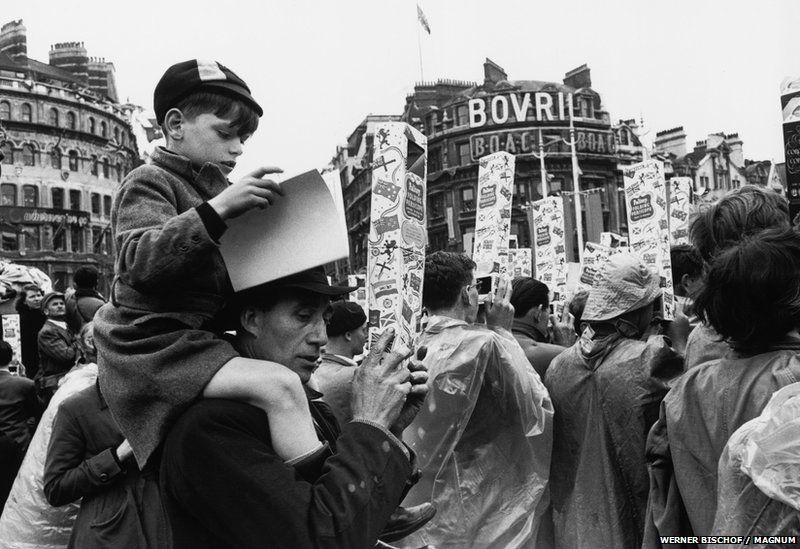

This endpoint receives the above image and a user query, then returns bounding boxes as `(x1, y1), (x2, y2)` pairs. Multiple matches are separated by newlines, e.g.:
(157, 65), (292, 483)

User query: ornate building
(0, 20), (140, 293)
(329, 60), (647, 271)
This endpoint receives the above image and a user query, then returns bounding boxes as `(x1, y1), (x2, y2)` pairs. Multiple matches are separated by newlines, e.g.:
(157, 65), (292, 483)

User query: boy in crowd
(94, 60), (321, 468)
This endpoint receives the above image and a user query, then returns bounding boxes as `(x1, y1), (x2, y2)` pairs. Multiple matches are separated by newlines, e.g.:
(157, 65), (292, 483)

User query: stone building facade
(0, 20), (140, 293)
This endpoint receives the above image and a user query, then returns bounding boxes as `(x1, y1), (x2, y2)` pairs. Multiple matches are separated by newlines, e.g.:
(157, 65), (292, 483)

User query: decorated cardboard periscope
(668, 177), (693, 245)
(366, 123), (428, 349)
(473, 151), (515, 289)
(531, 196), (568, 302)
(623, 160), (675, 320)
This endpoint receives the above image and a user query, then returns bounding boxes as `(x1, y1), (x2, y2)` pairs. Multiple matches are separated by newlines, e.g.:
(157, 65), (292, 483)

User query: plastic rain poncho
(712, 383), (800, 545)
(0, 363), (98, 549)
(399, 315), (553, 549)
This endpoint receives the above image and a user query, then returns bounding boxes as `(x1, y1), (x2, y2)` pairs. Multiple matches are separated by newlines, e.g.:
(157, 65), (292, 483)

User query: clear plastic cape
(0, 364), (98, 549)
(714, 382), (800, 540)
(399, 316), (553, 549)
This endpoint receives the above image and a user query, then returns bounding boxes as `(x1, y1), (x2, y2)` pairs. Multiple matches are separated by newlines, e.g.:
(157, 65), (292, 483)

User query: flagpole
(416, 10), (424, 81)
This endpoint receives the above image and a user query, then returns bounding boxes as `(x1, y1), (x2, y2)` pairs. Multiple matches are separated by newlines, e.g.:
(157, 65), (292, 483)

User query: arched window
(114, 127), (120, 143)
(0, 142), (11, 164)
(21, 144), (34, 166)
(66, 112), (76, 130)
(88, 117), (96, 134)
(120, 132), (126, 146)
(68, 150), (79, 172)
(116, 161), (123, 182)
(49, 108), (59, 126)
(100, 121), (107, 138)
(22, 185), (38, 207)
(0, 101), (10, 120)
(90, 155), (98, 176)
(102, 157), (109, 178)
(20, 103), (32, 122)
(51, 147), (62, 169)
(1, 183), (16, 205)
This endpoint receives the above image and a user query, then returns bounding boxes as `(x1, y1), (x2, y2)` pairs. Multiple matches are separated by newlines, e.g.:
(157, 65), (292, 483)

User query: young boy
(93, 60), (322, 468)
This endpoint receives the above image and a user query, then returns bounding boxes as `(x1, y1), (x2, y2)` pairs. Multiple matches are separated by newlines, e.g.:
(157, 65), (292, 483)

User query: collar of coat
(151, 146), (230, 199)
(511, 317), (549, 343)
(424, 315), (469, 334)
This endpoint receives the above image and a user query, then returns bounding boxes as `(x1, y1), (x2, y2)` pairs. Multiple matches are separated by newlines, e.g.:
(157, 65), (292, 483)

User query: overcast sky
(7, 1), (798, 177)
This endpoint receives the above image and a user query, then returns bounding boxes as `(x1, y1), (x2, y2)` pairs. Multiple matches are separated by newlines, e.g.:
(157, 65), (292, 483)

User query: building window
(91, 193), (100, 215)
(428, 229), (448, 251)
(461, 186), (475, 211)
(619, 129), (629, 146)
(49, 108), (59, 126)
(66, 112), (76, 130)
(92, 227), (103, 254)
(428, 193), (445, 218)
(114, 127), (120, 143)
(69, 189), (81, 211)
(100, 121), (107, 138)
(0, 101), (10, 120)
(116, 162), (123, 182)
(68, 150), (79, 172)
(52, 188), (64, 209)
(51, 147), (62, 169)
(21, 225), (39, 251)
(20, 103), (31, 122)
(458, 142), (471, 166)
(580, 97), (593, 118)
(22, 185), (38, 207)
(1, 230), (18, 252)
(102, 158), (109, 179)
(89, 117), (96, 134)
(0, 142), (10, 164)
(428, 147), (442, 173)
(52, 225), (66, 251)
(733, 177), (740, 189)
(456, 105), (468, 126)
(1, 183), (16, 205)
(121, 132), (126, 146)
(104, 228), (112, 255)
(70, 227), (83, 253)
(103, 195), (112, 217)
(90, 155), (98, 176)
(515, 181), (529, 203)
(21, 144), (34, 166)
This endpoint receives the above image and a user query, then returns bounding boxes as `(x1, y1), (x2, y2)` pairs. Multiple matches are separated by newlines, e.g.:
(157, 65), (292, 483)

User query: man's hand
(549, 304), (577, 347)
(485, 275), (515, 330)
(208, 166), (284, 220)
(116, 439), (134, 463)
(351, 328), (417, 430)
(390, 346), (429, 437)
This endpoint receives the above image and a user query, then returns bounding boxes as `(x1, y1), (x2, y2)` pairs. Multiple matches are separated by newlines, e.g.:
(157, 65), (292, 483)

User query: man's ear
(460, 286), (470, 306)
(344, 331), (353, 342)
(163, 108), (185, 141)
(239, 307), (261, 338)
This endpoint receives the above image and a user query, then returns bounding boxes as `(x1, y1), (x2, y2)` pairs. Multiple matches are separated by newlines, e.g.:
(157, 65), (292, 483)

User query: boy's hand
(208, 166), (285, 220)
(485, 275), (515, 331)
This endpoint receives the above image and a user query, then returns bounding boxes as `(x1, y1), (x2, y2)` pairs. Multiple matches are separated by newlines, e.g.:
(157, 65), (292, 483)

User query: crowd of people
(0, 56), (797, 549)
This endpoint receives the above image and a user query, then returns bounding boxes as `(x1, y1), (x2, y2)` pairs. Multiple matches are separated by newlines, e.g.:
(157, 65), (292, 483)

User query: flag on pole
(417, 4), (431, 34)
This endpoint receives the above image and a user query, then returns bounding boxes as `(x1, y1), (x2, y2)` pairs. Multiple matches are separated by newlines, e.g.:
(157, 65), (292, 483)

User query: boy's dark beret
(154, 59), (263, 124)
(326, 301), (367, 337)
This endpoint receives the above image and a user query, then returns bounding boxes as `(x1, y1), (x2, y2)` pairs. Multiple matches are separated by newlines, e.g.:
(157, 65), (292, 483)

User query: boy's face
(173, 112), (251, 175)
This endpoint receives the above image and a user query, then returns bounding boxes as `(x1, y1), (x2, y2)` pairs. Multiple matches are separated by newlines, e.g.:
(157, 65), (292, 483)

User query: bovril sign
(464, 92), (616, 160)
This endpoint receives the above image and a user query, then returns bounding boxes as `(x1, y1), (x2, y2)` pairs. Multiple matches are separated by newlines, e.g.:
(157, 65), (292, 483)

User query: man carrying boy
(94, 59), (322, 468)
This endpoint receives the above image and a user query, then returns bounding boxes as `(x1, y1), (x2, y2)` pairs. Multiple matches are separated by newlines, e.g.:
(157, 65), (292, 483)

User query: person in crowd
(670, 244), (702, 329)
(15, 283), (45, 380)
(44, 382), (167, 548)
(568, 289), (589, 335)
(712, 382), (800, 544)
(399, 252), (553, 549)
(313, 300), (368, 425)
(683, 185), (790, 369)
(159, 266), (430, 548)
(37, 292), (81, 405)
(509, 277), (574, 378)
(644, 228), (800, 548)
(93, 59), (324, 470)
(0, 322), (99, 548)
(65, 266), (106, 335)
(0, 341), (40, 508)
(546, 252), (683, 549)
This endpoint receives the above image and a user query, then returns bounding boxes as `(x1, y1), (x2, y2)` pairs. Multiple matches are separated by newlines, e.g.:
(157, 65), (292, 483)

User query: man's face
(350, 322), (369, 356)
(247, 294), (331, 384)
(25, 290), (43, 309)
(175, 112), (251, 176)
(45, 297), (66, 319)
